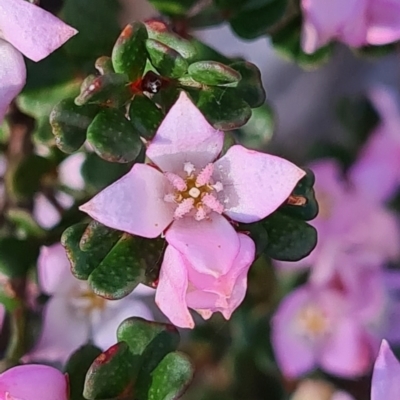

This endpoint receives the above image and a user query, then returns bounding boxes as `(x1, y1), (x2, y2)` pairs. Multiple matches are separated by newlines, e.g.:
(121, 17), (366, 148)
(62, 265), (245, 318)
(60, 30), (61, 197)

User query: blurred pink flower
(290, 379), (355, 400)
(0, 364), (68, 400)
(371, 340), (400, 399)
(80, 92), (304, 328)
(0, 0), (77, 122)
(272, 283), (375, 378)
(301, 0), (400, 53)
(26, 243), (154, 364)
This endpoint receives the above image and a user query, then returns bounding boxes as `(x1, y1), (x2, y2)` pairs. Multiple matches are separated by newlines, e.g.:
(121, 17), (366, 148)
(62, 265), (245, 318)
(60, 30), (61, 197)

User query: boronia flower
(301, 0), (400, 54)
(80, 92), (304, 328)
(371, 340), (400, 399)
(0, 364), (68, 400)
(0, 0), (77, 122)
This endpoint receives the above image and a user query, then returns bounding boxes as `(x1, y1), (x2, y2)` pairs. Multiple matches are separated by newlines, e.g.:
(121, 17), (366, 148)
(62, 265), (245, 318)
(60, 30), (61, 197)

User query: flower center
(164, 162), (224, 221)
(68, 281), (106, 317)
(296, 304), (331, 340)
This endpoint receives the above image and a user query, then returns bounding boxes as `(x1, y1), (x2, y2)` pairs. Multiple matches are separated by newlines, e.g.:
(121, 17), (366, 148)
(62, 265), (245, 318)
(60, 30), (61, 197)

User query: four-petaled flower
(80, 92), (304, 328)
(0, 0), (77, 122)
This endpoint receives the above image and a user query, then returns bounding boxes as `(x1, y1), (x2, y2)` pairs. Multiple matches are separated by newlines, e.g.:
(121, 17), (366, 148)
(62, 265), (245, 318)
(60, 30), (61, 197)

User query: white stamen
(202, 193), (224, 214)
(174, 198), (194, 219)
(196, 163), (214, 187)
(212, 181), (223, 192)
(188, 187), (201, 198)
(183, 162), (195, 176)
(165, 172), (187, 191)
(195, 206), (207, 221)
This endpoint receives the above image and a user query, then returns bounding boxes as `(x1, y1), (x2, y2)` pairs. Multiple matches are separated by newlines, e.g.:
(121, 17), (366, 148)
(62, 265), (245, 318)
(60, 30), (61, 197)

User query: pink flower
(0, 364), (68, 400)
(290, 379), (355, 400)
(0, 0), (77, 122)
(301, 0), (400, 53)
(371, 340), (400, 399)
(272, 283), (375, 378)
(26, 243), (153, 364)
(80, 92), (304, 327)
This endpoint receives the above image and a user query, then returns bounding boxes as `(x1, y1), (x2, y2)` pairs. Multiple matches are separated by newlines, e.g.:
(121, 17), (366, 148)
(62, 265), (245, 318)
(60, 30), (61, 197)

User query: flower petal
(59, 153), (86, 191)
(214, 145), (305, 223)
(80, 164), (174, 238)
(371, 340), (400, 400)
(0, 39), (26, 123)
(155, 245), (194, 328)
(0, 0), (77, 62)
(37, 243), (74, 295)
(320, 317), (371, 377)
(146, 91), (223, 173)
(166, 213), (240, 276)
(0, 365), (68, 400)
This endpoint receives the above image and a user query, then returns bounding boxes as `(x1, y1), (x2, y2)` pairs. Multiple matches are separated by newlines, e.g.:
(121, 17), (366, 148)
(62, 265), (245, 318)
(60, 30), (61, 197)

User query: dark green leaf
(145, 352), (194, 400)
(146, 0), (196, 16)
(188, 87), (251, 130)
(112, 22), (148, 81)
(50, 98), (99, 153)
(262, 211), (317, 261)
(65, 344), (102, 400)
(84, 342), (136, 400)
(75, 73), (131, 107)
(230, 61), (266, 107)
(146, 39), (189, 78)
(80, 220), (122, 252)
(129, 95), (164, 140)
(188, 61), (241, 86)
(88, 234), (146, 299)
(87, 108), (143, 163)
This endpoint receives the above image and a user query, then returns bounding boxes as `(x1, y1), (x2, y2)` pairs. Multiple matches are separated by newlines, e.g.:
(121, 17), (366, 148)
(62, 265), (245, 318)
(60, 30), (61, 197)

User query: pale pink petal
(80, 164), (174, 238)
(0, 39), (26, 123)
(271, 287), (317, 378)
(155, 245), (194, 328)
(332, 392), (356, 400)
(33, 193), (62, 229)
(320, 318), (371, 377)
(0, 0), (77, 62)
(213, 145), (305, 223)
(0, 365), (68, 400)
(367, 0), (400, 45)
(37, 243), (73, 295)
(301, 0), (367, 53)
(59, 153), (86, 191)
(146, 91), (223, 173)
(166, 213), (240, 276)
(25, 296), (89, 364)
(371, 340), (400, 400)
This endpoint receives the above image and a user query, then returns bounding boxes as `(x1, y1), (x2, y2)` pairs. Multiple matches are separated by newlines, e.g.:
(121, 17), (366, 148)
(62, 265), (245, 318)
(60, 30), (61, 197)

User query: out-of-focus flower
(291, 379), (355, 400)
(0, 0), (77, 123)
(272, 283), (376, 378)
(301, 0), (400, 53)
(80, 92), (304, 328)
(371, 339), (400, 399)
(26, 243), (154, 364)
(0, 364), (68, 400)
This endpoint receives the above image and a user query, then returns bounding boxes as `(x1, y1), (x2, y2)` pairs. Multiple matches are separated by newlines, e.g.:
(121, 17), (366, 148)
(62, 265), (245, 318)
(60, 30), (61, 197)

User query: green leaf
(188, 87), (252, 130)
(238, 105), (274, 149)
(84, 342), (136, 400)
(146, 0), (196, 16)
(112, 22), (148, 81)
(95, 56), (115, 75)
(88, 234), (147, 299)
(50, 98), (99, 153)
(280, 168), (319, 221)
(230, 0), (288, 39)
(146, 39), (189, 78)
(61, 0), (120, 65)
(145, 352), (194, 400)
(6, 208), (45, 238)
(81, 153), (134, 191)
(75, 73), (131, 107)
(117, 317), (180, 377)
(271, 15), (333, 69)
(188, 61), (241, 86)
(0, 238), (39, 278)
(261, 211), (317, 261)
(145, 21), (197, 60)
(230, 61), (266, 108)
(87, 108), (143, 163)
(129, 95), (164, 140)
(65, 344), (102, 400)
(80, 220), (122, 252)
